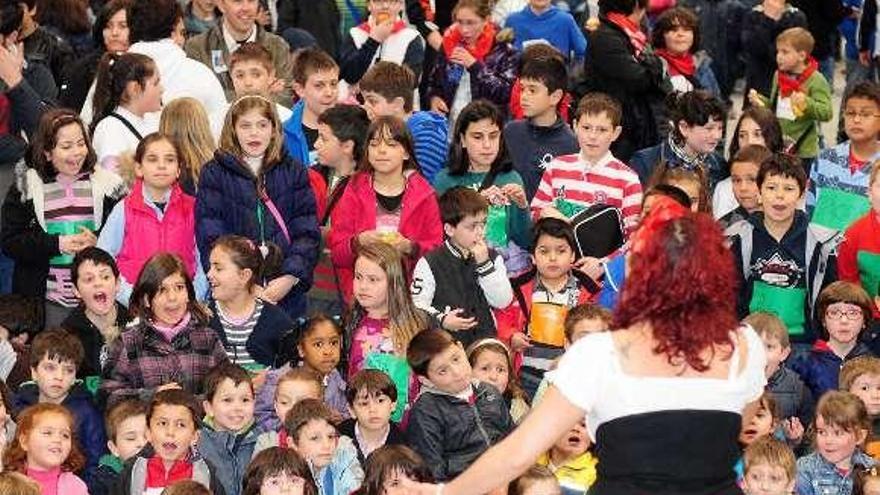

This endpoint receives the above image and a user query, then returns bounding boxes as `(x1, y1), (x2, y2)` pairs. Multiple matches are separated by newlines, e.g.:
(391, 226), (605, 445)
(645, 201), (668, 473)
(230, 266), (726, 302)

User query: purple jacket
(427, 39), (520, 117)
(100, 315), (229, 406)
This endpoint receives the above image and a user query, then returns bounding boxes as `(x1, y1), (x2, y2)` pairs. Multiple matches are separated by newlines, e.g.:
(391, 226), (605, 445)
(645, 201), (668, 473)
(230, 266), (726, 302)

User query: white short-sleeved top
(549, 324), (767, 440)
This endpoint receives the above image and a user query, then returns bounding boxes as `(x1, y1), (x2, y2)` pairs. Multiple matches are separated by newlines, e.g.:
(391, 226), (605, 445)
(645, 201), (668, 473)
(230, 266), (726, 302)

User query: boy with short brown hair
(283, 47), (340, 167)
(358, 61), (448, 183)
(748, 27), (833, 162)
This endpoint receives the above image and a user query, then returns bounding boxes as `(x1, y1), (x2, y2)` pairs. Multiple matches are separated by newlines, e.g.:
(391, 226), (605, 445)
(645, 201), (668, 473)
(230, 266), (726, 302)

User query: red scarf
(278, 428), (291, 448)
(777, 57), (818, 97)
(605, 12), (647, 57)
(509, 79), (571, 121)
(655, 49), (695, 77)
(442, 22), (497, 62)
(146, 456), (194, 489)
(358, 18), (407, 35)
(0, 94), (9, 136)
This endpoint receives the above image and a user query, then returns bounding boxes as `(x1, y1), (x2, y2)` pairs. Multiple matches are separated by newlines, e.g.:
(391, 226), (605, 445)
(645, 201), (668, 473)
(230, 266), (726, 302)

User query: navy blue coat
(789, 341), (873, 401)
(207, 299), (294, 367)
(196, 150), (320, 319)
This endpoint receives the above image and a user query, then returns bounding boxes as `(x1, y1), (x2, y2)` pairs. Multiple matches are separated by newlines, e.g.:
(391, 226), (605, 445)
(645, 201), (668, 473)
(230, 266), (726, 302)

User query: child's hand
(748, 89), (765, 108)
(76, 226), (97, 248)
(369, 15), (396, 43)
(574, 256), (604, 281)
(480, 185), (507, 206)
(450, 46), (477, 68)
(443, 308), (478, 332)
(791, 91), (807, 116)
(510, 332), (531, 352)
(470, 239), (489, 264)
(263, 275), (297, 303)
(430, 96), (449, 115)
(782, 417), (805, 442)
(501, 183), (528, 209)
(0, 42), (24, 88)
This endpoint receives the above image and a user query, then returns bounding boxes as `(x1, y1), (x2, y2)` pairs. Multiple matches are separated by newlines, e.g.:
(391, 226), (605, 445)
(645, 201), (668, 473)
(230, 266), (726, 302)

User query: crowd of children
(6, 0), (880, 493)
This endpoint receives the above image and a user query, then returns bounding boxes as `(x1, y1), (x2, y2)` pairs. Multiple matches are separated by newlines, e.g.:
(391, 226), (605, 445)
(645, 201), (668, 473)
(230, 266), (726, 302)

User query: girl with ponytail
(90, 52), (163, 168)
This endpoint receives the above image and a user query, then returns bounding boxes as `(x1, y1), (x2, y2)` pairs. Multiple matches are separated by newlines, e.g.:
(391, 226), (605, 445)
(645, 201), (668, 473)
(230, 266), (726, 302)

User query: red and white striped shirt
(530, 152), (643, 236)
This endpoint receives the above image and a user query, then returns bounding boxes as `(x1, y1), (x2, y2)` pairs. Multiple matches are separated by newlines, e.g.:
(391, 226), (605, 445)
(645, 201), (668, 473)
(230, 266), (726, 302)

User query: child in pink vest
(97, 132), (207, 306)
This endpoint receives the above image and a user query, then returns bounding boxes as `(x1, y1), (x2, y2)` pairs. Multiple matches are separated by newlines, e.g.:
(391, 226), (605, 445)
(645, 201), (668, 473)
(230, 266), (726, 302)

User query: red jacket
(329, 171), (442, 303)
(494, 273), (596, 371)
(117, 180), (196, 282)
(839, 211), (880, 317)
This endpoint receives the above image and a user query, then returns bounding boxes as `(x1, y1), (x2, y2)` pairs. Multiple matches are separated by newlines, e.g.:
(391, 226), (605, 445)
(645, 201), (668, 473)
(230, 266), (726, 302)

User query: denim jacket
(795, 450), (876, 495)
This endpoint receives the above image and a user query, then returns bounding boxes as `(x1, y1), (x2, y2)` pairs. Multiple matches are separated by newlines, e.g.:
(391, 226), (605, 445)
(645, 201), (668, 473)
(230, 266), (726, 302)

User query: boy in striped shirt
(530, 93), (643, 238)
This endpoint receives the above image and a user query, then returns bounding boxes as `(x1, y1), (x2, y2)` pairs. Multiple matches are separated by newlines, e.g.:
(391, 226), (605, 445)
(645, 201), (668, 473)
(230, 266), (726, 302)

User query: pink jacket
(329, 171), (442, 303)
(27, 467), (88, 495)
(117, 180), (197, 281)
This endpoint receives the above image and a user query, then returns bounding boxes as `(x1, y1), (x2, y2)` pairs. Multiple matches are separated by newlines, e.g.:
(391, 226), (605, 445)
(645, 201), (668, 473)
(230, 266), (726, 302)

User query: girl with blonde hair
(159, 97), (216, 194)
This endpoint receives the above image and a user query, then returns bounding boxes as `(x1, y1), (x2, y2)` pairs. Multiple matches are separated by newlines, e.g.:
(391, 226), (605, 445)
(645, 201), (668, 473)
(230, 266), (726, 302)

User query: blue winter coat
(14, 381), (107, 485)
(195, 149), (320, 319)
(198, 422), (262, 495)
(282, 100), (311, 166)
(788, 340), (873, 401)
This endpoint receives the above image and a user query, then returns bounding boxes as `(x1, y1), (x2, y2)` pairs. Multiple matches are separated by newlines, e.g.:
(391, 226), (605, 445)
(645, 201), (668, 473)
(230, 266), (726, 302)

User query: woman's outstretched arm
(407, 385), (586, 495)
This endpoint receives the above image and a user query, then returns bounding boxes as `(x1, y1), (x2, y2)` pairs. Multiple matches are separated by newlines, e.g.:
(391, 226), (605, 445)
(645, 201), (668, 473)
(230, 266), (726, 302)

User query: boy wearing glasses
(339, 0), (425, 89)
(788, 281), (875, 400)
(529, 92), (642, 238)
(807, 81), (880, 232)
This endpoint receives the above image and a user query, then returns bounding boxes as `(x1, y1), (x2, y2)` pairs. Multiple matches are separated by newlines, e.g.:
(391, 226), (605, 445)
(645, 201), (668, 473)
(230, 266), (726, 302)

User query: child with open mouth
(117, 389), (225, 495)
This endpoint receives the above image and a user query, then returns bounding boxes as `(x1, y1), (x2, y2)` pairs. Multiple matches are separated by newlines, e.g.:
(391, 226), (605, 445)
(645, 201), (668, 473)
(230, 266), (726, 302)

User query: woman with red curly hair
(405, 200), (768, 495)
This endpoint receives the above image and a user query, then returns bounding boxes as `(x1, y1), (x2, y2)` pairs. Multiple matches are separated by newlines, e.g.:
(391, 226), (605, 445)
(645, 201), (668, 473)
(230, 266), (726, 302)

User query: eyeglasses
(578, 124), (614, 135)
(844, 110), (880, 120)
(826, 308), (863, 320)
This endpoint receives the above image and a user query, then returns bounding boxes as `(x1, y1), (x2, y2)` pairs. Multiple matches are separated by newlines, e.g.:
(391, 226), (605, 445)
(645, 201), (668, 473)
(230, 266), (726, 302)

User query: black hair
(0, 1), (23, 37)
(844, 81), (880, 110)
(406, 329), (458, 377)
(71, 247), (120, 288)
(531, 218), (577, 254)
(92, 0), (132, 51)
(757, 153), (807, 193)
(447, 99), (512, 177)
(599, 0), (649, 16)
(668, 90), (726, 141)
(642, 184), (693, 209)
(91, 52), (157, 134)
(317, 104), (371, 163)
(129, 0), (182, 43)
(519, 55), (568, 96)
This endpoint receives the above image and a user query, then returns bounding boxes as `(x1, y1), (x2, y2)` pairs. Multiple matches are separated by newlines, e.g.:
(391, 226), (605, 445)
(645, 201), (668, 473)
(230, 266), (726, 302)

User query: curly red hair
(614, 211), (738, 371)
(3, 404), (86, 474)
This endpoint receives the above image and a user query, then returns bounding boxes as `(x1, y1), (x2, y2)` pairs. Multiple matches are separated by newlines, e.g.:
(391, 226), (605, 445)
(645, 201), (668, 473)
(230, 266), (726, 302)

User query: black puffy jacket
(407, 381), (513, 481)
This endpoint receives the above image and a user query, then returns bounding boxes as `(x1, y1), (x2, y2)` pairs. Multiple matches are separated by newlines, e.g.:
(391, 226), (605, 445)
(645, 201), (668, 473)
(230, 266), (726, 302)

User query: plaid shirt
(101, 316), (229, 405)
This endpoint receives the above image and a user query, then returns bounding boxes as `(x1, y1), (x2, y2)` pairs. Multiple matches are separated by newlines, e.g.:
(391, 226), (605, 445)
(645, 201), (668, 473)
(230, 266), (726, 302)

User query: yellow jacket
(537, 451), (598, 493)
